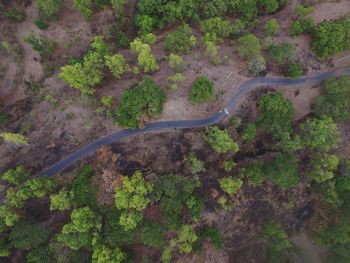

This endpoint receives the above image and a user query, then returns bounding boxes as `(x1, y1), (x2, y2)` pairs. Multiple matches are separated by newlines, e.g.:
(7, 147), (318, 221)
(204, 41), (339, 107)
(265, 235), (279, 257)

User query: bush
(105, 53), (129, 79)
(165, 25), (197, 54)
(300, 116), (339, 152)
(248, 55), (266, 76)
(265, 18), (279, 35)
(190, 76), (214, 103)
(72, 165), (97, 208)
(289, 17), (314, 36)
(116, 77), (166, 128)
(232, 0), (258, 21)
(261, 223), (291, 252)
(307, 154), (339, 183)
(92, 245), (126, 263)
(201, 0), (229, 18)
(295, 4), (314, 17)
(204, 41), (219, 65)
(178, 225), (198, 254)
(237, 34), (261, 60)
(311, 18), (350, 58)
(0, 132), (28, 145)
(141, 33), (157, 45)
(184, 153), (206, 174)
(231, 19), (245, 38)
(315, 76), (350, 121)
(287, 63), (303, 78)
(257, 92), (293, 136)
(139, 222), (166, 248)
(168, 53), (186, 72)
(218, 177), (243, 195)
(1, 166), (29, 186)
(200, 17), (232, 39)
(4, 7), (26, 22)
(73, 0), (93, 20)
(10, 222), (51, 249)
(130, 38), (159, 73)
(203, 126), (239, 154)
(26, 247), (53, 263)
(193, 226), (223, 251)
(24, 32), (54, 57)
(34, 19), (48, 30)
(241, 162), (264, 186)
(223, 160), (236, 172)
(258, 0), (279, 14)
(268, 42), (296, 65)
(240, 123), (257, 143)
(36, 0), (64, 19)
(50, 189), (73, 211)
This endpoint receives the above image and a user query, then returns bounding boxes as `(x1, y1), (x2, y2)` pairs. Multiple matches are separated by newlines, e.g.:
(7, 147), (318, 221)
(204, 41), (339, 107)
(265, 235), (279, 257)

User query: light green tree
(50, 189), (74, 211)
(218, 177), (243, 195)
(237, 34), (261, 60)
(105, 54), (129, 79)
(184, 153), (206, 174)
(168, 53), (186, 72)
(1, 166), (29, 186)
(0, 132), (28, 145)
(307, 154), (339, 183)
(203, 126), (239, 154)
(265, 18), (279, 35)
(130, 38), (159, 73)
(92, 245), (126, 263)
(178, 225), (198, 254)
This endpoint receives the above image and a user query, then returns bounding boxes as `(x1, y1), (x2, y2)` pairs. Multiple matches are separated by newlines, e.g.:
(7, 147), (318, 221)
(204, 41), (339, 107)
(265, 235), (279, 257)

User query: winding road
(40, 67), (350, 177)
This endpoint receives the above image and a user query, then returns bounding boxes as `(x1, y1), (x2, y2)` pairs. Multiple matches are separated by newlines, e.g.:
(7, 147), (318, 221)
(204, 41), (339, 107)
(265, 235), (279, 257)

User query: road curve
(40, 67), (350, 177)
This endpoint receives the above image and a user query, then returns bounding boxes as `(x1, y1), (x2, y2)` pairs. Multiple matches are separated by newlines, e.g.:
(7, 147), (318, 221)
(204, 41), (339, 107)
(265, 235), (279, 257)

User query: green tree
(237, 34), (261, 60)
(139, 222), (166, 248)
(50, 189), (73, 211)
(258, 0), (279, 14)
(307, 154), (339, 183)
(261, 223), (291, 252)
(295, 4), (314, 17)
(26, 247), (53, 263)
(300, 117), (339, 152)
(130, 38), (159, 73)
(168, 53), (186, 72)
(0, 205), (20, 227)
(184, 153), (206, 174)
(72, 165), (97, 208)
(92, 245), (126, 263)
(311, 18), (350, 58)
(264, 153), (299, 189)
(36, 0), (64, 19)
(240, 123), (257, 143)
(1, 166), (29, 186)
(218, 177), (243, 195)
(287, 63), (303, 78)
(116, 77), (166, 128)
(315, 76), (350, 121)
(141, 33), (157, 45)
(241, 161), (265, 186)
(105, 54), (129, 79)
(24, 32), (54, 57)
(0, 132), (28, 145)
(165, 25), (197, 54)
(10, 222), (51, 249)
(232, 0), (258, 21)
(248, 54), (266, 76)
(257, 92), (293, 136)
(200, 17), (232, 39)
(223, 160), (236, 172)
(201, 0), (229, 18)
(289, 17), (314, 36)
(190, 76), (214, 103)
(203, 126), (239, 154)
(268, 42), (296, 65)
(265, 18), (279, 35)
(178, 225), (198, 254)
(115, 171), (152, 230)
(73, 0), (93, 20)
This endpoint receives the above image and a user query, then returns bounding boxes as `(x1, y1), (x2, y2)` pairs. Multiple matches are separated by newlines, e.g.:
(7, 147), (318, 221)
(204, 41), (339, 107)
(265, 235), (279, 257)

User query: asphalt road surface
(40, 67), (350, 176)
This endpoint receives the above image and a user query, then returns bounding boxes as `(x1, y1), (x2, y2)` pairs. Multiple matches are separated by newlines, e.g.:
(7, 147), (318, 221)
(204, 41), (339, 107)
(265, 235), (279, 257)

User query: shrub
(193, 226), (223, 251)
(34, 19), (48, 30)
(139, 222), (166, 248)
(4, 7), (26, 22)
(300, 117), (339, 152)
(201, 0), (229, 18)
(26, 247), (53, 263)
(141, 33), (157, 45)
(92, 245), (126, 263)
(268, 42), (296, 65)
(204, 41), (219, 65)
(265, 18), (279, 35)
(165, 25), (197, 54)
(101, 96), (113, 109)
(241, 162), (264, 186)
(72, 165), (97, 208)
(223, 160), (236, 172)
(240, 123), (257, 143)
(178, 225), (198, 254)
(289, 17), (314, 36)
(237, 34), (261, 60)
(261, 223), (291, 252)
(231, 19), (245, 37)
(190, 76), (214, 103)
(315, 76), (350, 121)
(36, 0), (64, 19)
(203, 126), (239, 154)
(184, 153), (206, 174)
(311, 18), (350, 58)
(117, 77), (166, 128)
(258, 0), (279, 14)
(248, 55), (266, 76)
(218, 177), (243, 195)
(130, 38), (159, 73)
(167, 73), (185, 90)
(73, 0), (93, 20)
(24, 32), (54, 57)
(0, 132), (28, 145)
(168, 53), (186, 72)
(287, 63), (303, 78)
(200, 17), (232, 39)
(230, 116), (241, 128)
(232, 0), (258, 21)
(105, 53), (129, 79)
(257, 92), (293, 136)
(295, 4), (314, 17)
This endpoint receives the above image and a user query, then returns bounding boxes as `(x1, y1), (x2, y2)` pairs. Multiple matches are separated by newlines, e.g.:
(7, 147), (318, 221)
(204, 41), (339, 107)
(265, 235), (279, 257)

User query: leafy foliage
(263, 153), (299, 189)
(50, 189), (74, 211)
(190, 76), (214, 103)
(257, 92), (293, 136)
(184, 153), (206, 174)
(307, 154), (339, 183)
(268, 42), (296, 65)
(265, 18), (279, 35)
(24, 32), (54, 57)
(130, 38), (159, 73)
(287, 63), (303, 79)
(115, 171), (152, 230)
(193, 226), (223, 251)
(203, 126), (239, 154)
(218, 177), (243, 195)
(26, 246), (53, 263)
(0, 132), (28, 145)
(240, 123), (257, 143)
(200, 17), (232, 39)
(241, 161), (265, 186)
(10, 222), (51, 249)
(1, 166), (29, 186)
(311, 18), (350, 59)
(165, 25), (197, 54)
(139, 222), (166, 248)
(72, 165), (97, 208)
(36, 0), (64, 19)
(237, 34), (261, 60)
(289, 17), (314, 36)
(178, 225), (198, 254)
(105, 54), (129, 79)
(92, 245), (126, 263)
(261, 223), (291, 252)
(168, 53), (186, 72)
(73, 0), (93, 20)
(223, 160), (236, 172)
(116, 77), (166, 128)
(295, 4), (314, 17)
(315, 76), (350, 121)
(300, 117), (339, 152)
